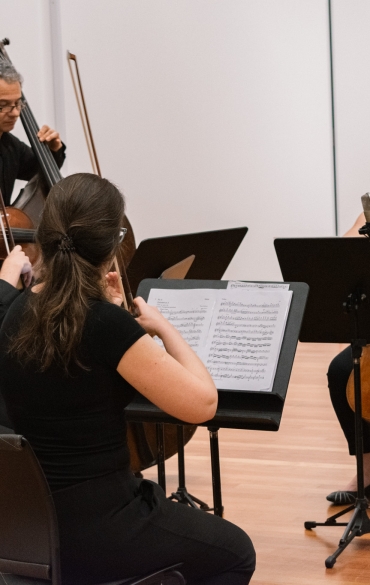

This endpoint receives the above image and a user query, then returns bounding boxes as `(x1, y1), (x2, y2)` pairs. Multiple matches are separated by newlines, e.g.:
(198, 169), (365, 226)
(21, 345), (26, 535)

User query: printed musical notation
(200, 289), (292, 391)
(147, 289), (216, 352)
(147, 286), (292, 392)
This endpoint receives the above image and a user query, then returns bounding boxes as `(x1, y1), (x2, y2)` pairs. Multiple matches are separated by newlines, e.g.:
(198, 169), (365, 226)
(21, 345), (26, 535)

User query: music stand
(126, 278), (309, 516)
(127, 227), (248, 295)
(275, 237), (370, 567)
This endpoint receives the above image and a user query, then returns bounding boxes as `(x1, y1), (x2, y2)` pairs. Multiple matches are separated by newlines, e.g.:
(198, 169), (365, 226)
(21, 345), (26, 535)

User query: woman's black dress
(0, 292), (255, 585)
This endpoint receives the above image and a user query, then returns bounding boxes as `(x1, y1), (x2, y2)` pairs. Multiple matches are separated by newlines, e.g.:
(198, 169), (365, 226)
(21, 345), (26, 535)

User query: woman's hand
(0, 246), (33, 288)
(133, 296), (172, 337)
(117, 298), (218, 423)
(105, 271), (124, 306)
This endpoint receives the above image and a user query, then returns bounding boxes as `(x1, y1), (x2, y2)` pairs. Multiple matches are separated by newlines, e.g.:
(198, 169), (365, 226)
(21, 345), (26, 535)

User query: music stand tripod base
(305, 292), (370, 567)
(167, 425), (212, 512)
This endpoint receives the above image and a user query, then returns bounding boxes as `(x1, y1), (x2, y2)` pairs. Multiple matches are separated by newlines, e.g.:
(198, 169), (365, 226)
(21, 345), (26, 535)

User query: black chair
(0, 435), (186, 585)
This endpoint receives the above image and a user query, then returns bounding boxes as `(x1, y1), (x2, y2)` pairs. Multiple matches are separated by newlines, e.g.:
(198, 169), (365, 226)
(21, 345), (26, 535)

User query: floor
(144, 342), (370, 584)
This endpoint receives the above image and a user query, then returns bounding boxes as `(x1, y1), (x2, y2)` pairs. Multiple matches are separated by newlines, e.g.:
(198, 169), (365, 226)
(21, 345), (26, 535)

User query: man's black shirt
(0, 132), (66, 205)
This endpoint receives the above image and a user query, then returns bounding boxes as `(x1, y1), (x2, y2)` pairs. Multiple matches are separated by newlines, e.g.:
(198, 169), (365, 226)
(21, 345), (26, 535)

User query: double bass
(0, 38), (136, 267)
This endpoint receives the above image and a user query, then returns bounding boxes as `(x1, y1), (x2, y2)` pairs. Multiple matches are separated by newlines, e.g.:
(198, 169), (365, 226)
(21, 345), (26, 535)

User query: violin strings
(0, 213), (10, 255)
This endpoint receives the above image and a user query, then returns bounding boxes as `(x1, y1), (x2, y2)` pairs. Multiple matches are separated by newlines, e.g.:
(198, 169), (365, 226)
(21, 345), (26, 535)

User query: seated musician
(0, 61), (65, 206)
(0, 173), (256, 585)
(326, 211), (370, 504)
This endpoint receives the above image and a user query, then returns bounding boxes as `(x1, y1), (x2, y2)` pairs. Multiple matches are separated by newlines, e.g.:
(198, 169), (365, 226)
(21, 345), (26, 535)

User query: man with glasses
(0, 61), (65, 206)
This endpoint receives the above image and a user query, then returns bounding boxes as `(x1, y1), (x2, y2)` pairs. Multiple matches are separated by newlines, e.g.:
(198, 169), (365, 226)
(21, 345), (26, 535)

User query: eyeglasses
(0, 100), (26, 114)
(119, 227), (127, 243)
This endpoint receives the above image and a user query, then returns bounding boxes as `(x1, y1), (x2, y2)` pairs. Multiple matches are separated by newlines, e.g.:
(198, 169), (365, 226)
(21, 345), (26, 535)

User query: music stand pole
(169, 425), (211, 512)
(305, 291), (370, 567)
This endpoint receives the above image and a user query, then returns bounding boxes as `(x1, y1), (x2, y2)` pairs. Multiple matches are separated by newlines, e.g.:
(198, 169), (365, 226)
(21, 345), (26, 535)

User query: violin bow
(67, 51), (135, 314)
(0, 189), (15, 253)
(0, 188), (26, 289)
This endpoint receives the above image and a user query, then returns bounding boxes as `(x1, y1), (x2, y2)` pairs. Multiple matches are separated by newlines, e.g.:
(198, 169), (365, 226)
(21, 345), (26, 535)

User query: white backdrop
(331, 0), (370, 236)
(1, 0), (340, 281)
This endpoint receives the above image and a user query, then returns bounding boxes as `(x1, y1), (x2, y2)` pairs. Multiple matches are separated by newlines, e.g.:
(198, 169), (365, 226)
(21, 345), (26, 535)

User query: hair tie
(58, 235), (75, 253)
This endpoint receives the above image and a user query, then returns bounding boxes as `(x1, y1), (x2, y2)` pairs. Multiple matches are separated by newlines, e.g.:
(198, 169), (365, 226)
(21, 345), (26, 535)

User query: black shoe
(326, 484), (370, 505)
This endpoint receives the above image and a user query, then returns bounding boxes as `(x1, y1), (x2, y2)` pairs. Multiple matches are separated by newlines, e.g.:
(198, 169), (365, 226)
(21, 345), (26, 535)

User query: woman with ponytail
(0, 173), (255, 585)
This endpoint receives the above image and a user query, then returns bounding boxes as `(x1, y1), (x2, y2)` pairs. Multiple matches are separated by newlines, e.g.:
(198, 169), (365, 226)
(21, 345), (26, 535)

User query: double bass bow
(67, 50), (197, 472)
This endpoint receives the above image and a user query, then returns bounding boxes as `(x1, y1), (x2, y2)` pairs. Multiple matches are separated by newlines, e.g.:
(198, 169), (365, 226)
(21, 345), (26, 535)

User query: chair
(0, 435), (186, 585)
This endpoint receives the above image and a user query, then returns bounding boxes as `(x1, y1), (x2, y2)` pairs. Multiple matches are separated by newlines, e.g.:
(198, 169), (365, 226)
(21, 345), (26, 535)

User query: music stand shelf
(126, 278), (309, 516)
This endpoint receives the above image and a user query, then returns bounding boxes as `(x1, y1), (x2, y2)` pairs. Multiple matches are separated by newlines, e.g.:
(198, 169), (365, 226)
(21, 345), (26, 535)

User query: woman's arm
(343, 212), (366, 237)
(116, 297), (218, 424)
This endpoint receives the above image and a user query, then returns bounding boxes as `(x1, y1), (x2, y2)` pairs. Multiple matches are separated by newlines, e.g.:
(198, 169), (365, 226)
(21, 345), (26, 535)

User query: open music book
(148, 282), (292, 393)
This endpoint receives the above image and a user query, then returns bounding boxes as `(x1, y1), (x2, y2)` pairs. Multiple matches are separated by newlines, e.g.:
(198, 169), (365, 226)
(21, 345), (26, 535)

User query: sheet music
(199, 289), (292, 391)
(227, 280), (290, 290)
(147, 286), (292, 392)
(147, 289), (217, 352)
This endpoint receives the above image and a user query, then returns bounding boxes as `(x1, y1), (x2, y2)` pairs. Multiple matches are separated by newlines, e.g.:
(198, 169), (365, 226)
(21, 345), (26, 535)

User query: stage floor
(144, 342), (370, 584)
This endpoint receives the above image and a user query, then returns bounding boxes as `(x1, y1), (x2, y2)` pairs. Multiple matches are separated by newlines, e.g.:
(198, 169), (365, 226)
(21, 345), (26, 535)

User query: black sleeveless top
(0, 292), (146, 491)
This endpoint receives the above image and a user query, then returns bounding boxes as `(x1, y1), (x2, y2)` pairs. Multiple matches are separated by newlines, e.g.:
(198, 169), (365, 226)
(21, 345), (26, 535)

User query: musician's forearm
(343, 212), (366, 237)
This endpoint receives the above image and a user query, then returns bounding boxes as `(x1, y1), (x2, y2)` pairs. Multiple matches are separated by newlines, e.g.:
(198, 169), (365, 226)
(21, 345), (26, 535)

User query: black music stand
(126, 278), (309, 516)
(127, 227), (248, 295)
(275, 237), (370, 568)
(126, 227), (247, 509)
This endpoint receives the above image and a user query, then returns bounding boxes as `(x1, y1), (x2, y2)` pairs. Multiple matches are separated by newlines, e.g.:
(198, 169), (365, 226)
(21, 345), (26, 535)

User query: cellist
(326, 213), (370, 504)
(0, 61), (65, 206)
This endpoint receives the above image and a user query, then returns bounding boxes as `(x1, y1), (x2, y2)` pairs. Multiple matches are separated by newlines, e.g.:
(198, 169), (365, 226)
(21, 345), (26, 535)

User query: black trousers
(327, 345), (370, 455)
(52, 471), (256, 585)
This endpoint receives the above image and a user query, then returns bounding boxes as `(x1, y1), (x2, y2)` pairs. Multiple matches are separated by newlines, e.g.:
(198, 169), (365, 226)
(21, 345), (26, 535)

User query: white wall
(331, 0), (370, 235)
(2, 0), (337, 280)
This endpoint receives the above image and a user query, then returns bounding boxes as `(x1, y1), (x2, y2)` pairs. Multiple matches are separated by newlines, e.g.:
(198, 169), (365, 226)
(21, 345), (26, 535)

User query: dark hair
(9, 173), (125, 372)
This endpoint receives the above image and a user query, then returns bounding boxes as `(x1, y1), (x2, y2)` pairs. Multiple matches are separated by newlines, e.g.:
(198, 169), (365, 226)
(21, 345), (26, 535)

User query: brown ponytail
(9, 173), (125, 373)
